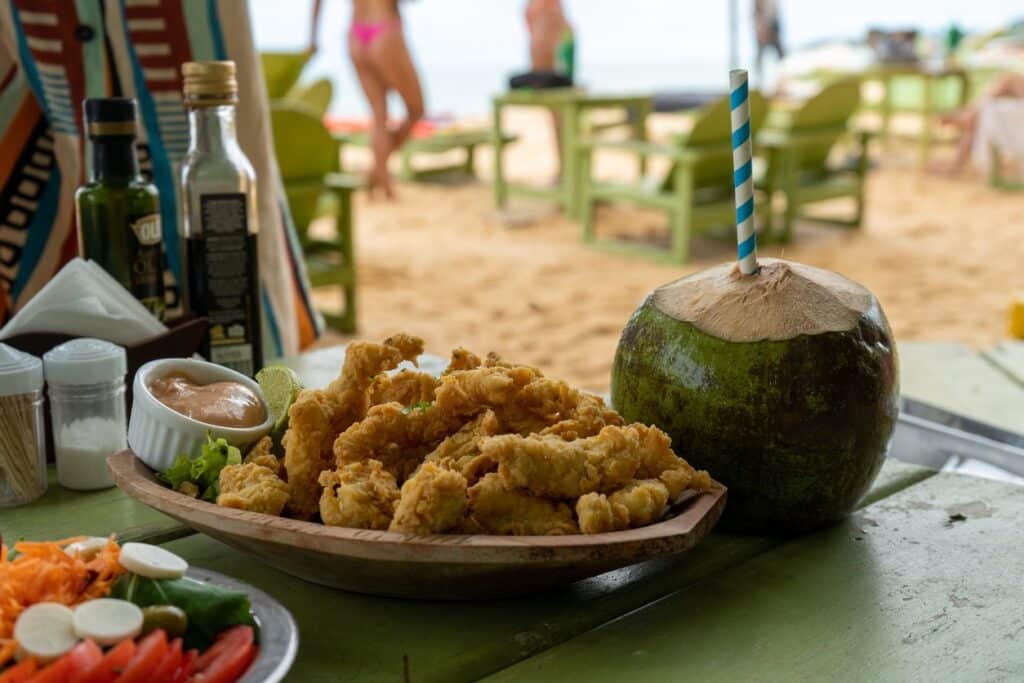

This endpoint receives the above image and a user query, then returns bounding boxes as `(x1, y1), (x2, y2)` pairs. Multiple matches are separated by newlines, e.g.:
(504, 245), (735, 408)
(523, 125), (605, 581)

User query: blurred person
(524, 0), (575, 180)
(754, 0), (784, 84)
(931, 72), (1024, 176)
(310, 0), (424, 199)
(0, 0), (321, 353)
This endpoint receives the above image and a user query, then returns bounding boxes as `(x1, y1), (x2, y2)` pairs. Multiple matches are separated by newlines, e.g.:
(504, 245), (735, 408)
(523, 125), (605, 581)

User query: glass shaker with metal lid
(0, 343), (46, 506)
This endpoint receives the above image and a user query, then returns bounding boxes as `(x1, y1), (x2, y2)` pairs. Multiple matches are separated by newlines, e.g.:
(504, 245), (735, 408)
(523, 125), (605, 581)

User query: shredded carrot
(0, 639), (16, 668)
(0, 536), (124, 639)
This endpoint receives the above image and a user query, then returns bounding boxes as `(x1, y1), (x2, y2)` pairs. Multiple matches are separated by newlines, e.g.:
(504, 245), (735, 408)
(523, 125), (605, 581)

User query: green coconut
(611, 258), (899, 534)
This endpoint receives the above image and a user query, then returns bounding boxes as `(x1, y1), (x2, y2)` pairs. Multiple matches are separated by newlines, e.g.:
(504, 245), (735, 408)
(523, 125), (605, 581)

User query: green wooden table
(491, 89), (652, 219)
(819, 64), (969, 167)
(3, 342), (1023, 681)
(334, 130), (518, 183)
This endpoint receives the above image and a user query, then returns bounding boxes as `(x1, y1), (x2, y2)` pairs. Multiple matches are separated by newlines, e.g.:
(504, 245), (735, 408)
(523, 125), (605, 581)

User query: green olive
(140, 605), (188, 638)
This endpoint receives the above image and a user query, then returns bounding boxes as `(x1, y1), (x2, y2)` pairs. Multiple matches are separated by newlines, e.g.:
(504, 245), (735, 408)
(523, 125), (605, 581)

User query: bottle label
(131, 214), (162, 246)
(197, 192), (258, 376)
(128, 212), (165, 320)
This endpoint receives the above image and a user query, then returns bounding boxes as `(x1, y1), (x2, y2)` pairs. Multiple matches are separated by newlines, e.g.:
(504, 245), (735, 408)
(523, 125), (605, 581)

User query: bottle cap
(182, 61), (238, 107)
(43, 338), (127, 386)
(0, 343), (43, 397)
(83, 98), (138, 138)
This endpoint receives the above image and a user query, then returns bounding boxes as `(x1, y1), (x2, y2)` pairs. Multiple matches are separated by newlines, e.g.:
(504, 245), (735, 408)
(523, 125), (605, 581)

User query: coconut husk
(651, 258), (874, 343)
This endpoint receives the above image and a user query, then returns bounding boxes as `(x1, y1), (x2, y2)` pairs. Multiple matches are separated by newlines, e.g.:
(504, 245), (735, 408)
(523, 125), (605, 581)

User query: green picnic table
(491, 89), (653, 219)
(4, 341), (1024, 681)
(816, 64), (970, 167)
(334, 129), (518, 183)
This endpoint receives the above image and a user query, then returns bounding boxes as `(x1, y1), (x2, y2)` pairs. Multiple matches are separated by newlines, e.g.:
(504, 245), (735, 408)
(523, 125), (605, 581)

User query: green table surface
(487, 471), (1024, 682)
(2, 342), (1023, 681)
(493, 89), (652, 108)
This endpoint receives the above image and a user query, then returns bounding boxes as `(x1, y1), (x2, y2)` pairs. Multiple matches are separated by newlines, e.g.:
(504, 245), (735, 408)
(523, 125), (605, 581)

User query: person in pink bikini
(310, 0), (424, 198)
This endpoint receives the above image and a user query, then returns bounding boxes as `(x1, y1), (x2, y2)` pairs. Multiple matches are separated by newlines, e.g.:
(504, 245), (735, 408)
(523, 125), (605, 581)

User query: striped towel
(0, 0), (321, 356)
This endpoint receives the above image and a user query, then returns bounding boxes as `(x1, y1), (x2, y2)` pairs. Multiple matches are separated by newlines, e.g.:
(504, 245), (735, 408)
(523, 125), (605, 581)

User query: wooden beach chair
(260, 51), (312, 100)
(757, 78), (870, 242)
(334, 128), (518, 183)
(270, 102), (361, 333)
(287, 78), (333, 118)
(576, 92), (766, 263)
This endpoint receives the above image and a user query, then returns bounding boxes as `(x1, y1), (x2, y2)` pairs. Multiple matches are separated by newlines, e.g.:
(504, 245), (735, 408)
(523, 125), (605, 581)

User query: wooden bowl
(109, 450), (727, 600)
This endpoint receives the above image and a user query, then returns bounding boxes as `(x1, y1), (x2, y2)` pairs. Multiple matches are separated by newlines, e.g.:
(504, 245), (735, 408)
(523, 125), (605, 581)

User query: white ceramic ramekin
(128, 358), (273, 472)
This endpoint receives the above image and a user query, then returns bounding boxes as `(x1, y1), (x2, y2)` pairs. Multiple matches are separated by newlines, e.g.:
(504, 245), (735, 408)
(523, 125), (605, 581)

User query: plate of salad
(0, 536), (297, 682)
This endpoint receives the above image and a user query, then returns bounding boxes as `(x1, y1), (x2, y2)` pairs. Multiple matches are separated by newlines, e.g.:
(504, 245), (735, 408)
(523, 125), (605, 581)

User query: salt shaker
(43, 338), (127, 491)
(0, 343), (46, 506)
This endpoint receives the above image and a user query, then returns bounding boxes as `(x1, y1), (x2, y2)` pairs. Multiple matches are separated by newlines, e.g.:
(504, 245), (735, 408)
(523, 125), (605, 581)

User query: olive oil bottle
(179, 61), (262, 376)
(75, 98), (165, 319)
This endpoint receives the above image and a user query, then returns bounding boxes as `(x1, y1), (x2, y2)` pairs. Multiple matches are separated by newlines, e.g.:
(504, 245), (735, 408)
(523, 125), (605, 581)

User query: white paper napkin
(0, 258), (167, 345)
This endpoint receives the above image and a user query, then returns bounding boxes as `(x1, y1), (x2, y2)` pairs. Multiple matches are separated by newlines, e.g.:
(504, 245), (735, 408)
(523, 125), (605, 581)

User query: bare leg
(349, 38), (394, 199)
(368, 26), (424, 155)
(549, 109), (562, 181)
(930, 109), (977, 176)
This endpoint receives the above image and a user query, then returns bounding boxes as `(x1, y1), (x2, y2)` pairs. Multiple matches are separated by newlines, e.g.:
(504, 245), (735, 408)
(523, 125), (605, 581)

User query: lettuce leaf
(111, 572), (257, 650)
(156, 434), (242, 501)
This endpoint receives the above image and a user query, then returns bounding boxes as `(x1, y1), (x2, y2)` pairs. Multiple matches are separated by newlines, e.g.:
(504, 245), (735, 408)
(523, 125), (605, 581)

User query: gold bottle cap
(182, 61), (238, 107)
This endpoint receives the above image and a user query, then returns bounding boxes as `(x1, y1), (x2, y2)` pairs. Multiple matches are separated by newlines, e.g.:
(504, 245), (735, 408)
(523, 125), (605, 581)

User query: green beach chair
(286, 78), (333, 118)
(757, 78), (870, 242)
(576, 92), (766, 263)
(260, 51), (312, 100)
(270, 102), (361, 333)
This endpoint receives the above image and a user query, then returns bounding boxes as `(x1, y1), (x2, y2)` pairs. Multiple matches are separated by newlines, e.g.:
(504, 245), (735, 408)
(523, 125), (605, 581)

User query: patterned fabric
(0, 0), (321, 356)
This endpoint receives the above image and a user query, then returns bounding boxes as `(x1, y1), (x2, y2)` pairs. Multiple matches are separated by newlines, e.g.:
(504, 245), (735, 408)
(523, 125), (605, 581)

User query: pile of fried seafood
(215, 334), (711, 535)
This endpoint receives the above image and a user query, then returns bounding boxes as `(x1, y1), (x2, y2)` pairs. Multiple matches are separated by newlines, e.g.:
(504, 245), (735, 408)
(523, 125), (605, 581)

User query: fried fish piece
(461, 473), (578, 535)
(444, 347), (482, 374)
(631, 424), (712, 499)
(610, 479), (670, 523)
(218, 463), (290, 516)
(325, 333), (426, 424)
(423, 410), (501, 483)
(282, 390), (342, 519)
(368, 370), (438, 408)
(488, 425), (642, 499)
(283, 335), (423, 519)
(318, 460), (400, 530)
(576, 492), (629, 534)
(389, 461), (468, 534)
(333, 402), (462, 482)
(483, 352), (542, 375)
(243, 436), (282, 477)
(537, 392), (624, 441)
(434, 365), (540, 418)
(576, 479), (672, 534)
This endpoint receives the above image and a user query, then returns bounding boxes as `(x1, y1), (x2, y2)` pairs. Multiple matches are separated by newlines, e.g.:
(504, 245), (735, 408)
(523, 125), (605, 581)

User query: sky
(250, 0), (1021, 117)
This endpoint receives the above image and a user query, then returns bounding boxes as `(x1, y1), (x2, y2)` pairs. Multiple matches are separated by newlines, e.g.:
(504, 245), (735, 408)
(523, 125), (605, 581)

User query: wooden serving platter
(108, 450), (727, 600)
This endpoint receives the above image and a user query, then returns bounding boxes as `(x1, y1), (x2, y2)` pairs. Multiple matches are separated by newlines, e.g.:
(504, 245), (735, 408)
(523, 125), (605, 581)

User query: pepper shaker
(43, 338), (127, 491)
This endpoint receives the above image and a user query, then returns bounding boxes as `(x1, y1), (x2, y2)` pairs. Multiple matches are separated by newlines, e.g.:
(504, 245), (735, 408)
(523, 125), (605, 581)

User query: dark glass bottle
(179, 61), (262, 376)
(75, 98), (165, 320)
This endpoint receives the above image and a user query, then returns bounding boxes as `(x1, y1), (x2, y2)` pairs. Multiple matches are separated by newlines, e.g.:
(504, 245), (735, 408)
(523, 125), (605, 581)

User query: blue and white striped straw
(729, 69), (758, 275)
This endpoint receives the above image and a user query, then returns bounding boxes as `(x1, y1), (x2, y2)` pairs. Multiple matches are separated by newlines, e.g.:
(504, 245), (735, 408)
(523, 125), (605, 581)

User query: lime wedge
(256, 365), (303, 445)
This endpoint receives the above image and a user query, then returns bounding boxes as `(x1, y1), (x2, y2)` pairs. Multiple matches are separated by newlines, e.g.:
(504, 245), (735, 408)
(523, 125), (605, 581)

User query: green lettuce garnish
(157, 434), (242, 501)
(111, 573), (257, 650)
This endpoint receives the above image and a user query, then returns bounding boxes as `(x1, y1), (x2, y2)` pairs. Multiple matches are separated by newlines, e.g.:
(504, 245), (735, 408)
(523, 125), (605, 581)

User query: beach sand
(313, 110), (1024, 392)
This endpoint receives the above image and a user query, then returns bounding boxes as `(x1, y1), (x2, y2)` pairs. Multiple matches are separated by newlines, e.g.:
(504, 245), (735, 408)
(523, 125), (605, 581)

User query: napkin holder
(3, 317), (208, 462)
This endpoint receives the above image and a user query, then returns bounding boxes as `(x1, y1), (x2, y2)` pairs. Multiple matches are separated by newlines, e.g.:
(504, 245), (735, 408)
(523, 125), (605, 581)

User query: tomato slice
(191, 626), (256, 683)
(26, 656), (70, 683)
(150, 638), (182, 683)
(114, 630), (167, 683)
(65, 641), (104, 683)
(170, 650), (197, 683)
(78, 639), (135, 683)
(0, 659), (38, 683)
